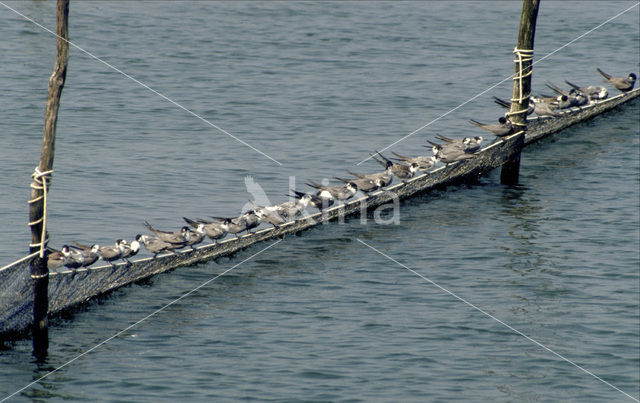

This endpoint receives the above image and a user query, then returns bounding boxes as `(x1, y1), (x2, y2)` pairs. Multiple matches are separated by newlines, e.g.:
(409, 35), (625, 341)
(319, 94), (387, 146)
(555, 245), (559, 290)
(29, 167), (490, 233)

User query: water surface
(1, 1), (638, 401)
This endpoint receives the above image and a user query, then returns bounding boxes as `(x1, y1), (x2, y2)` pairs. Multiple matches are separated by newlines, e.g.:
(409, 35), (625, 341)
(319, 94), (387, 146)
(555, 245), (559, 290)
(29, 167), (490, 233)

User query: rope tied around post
(29, 167), (53, 258)
(512, 47), (534, 103)
(506, 47), (534, 127)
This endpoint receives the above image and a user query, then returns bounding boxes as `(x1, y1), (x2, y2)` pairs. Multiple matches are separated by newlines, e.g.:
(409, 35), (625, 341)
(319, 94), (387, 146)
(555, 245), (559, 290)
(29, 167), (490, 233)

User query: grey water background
(1, 1), (639, 401)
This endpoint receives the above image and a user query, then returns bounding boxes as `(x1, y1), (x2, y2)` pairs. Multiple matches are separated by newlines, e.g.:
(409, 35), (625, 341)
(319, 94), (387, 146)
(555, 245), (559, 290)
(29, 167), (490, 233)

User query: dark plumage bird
(120, 239), (141, 264)
(143, 222), (190, 247)
(210, 211), (262, 238)
(249, 200), (286, 228)
(435, 134), (484, 153)
(370, 152), (418, 180)
(183, 217), (230, 244)
(564, 80), (607, 101)
(99, 240), (127, 267)
(469, 117), (514, 137)
(47, 245), (70, 270)
(347, 168), (393, 187)
(334, 176), (383, 193)
(186, 224), (207, 249)
(530, 98), (561, 117)
(306, 180), (358, 201)
(275, 197), (310, 219)
(493, 97), (535, 116)
(136, 234), (174, 258)
(69, 243), (101, 267)
(545, 82), (588, 107)
(427, 141), (477, 165)
(596, 68), (636, 92)
(390, 152), (437, 171)
(290, 190), (334, 211)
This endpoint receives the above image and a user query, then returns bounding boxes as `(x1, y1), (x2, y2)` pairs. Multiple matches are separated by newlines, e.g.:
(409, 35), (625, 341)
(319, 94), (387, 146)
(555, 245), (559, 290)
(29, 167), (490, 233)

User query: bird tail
(333, 176), (350, 183)
(435, 133), (455, 143)
(208, 216), (229, 222)
(493, 97), (511, 109)
(376, 151), (392, 163)
(143, 221), (157, 233)
(468, 119), (484, 127)
(426, 140), (443, 151)
(72, 241), (91, 250)
(347, 170), (365, 179)
(596, 68), (612, 80)
(564, 80), (581, 91)
(183, 217), (200, 228)
(369, 153), (387, 168)
(291, 190), (306, 199)
(306, 179), (323, 190)
(545, 81), (567, 96)
(390, 151), (409, 160)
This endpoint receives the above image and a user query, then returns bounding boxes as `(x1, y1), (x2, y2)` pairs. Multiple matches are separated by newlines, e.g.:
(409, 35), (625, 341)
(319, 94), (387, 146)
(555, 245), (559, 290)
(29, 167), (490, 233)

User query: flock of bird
(47, 68), (636, 272)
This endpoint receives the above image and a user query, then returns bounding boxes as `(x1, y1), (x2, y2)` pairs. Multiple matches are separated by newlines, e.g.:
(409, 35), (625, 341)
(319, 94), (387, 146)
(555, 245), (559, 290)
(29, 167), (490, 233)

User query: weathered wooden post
(501, 0), (540, 185)
(29, 0), (69, 358)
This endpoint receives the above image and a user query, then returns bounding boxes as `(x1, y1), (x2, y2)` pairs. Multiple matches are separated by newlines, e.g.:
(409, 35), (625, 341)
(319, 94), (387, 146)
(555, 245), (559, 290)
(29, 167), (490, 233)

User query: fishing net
(0, 255), (35, 334)
(0, 89), (637, 336)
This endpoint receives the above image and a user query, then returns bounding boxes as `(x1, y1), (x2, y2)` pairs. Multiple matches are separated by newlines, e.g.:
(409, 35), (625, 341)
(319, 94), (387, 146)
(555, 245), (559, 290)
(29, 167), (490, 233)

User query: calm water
(1, 1), (639, 401)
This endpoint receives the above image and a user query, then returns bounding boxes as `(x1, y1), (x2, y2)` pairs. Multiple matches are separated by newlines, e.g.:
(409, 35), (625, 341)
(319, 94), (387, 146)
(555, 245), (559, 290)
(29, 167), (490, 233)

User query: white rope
(28, 167), (53, 258)
(505, 47), (534, 126)
(0, 251), (40, 274)
(512, 47), (534, 103)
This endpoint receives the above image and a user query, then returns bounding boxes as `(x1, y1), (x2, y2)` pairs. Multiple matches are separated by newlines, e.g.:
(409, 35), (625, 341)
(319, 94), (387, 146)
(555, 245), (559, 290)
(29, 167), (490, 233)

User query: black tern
(136, 234), (174, 258)
(435, 134), (484, 153)
(307, 180), (358, 201)
(70, 243), (100, 267)
(62, 247), (85, 269)
(242, 211), (261, 234)
(75, 240), (135, 266)
(211, 211), (262, 237)
(347, 167), (393, 187)
(183, 216), (230, 244)
(596, 68), (636, 92)
(370, 152), (418, 180)
(469, 117), (514, 137)
(530, 98), (561, 117)
(120, 239), (140, 264)
(276, 196), (311, 219)
(564, 80), (608, 101)
(291, 190), (335, 211)
(98, 240), (127, 268)
(427, 142), (477, 165)
(219, 215), (251, 238)
(254, 209), (286, 228)
(546, 82), (588, 107)
(47, 246), (70, 271)
(493, 97), (535, 116)
(334, 176), (383, 193)
(249, 200), (286, 228)
(186, 224), (207, 249)
(143, 222), (190, 247)
(390, 152), (437, 171)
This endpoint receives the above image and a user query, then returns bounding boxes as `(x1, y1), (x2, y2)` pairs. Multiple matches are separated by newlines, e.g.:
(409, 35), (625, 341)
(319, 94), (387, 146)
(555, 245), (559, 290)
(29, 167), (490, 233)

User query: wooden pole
(500, 0), (540, 185)
(29, 0), (69, 358)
